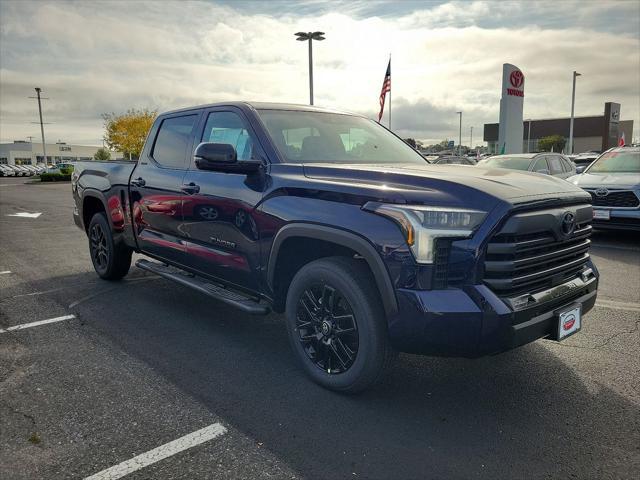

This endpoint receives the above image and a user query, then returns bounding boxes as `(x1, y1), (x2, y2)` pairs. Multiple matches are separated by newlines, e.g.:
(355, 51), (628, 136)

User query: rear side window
(547, 155), (564, 174)
(152, 115), (198, 169)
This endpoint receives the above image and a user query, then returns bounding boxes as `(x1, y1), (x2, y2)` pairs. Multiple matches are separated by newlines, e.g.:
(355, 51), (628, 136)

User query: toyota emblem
(509, 70), (524, 88)
(595, 188), (609, 197)
(561, 212), (576, 237)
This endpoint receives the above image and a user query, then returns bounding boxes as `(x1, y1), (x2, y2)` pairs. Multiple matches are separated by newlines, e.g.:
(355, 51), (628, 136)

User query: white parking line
(84, 423), (227, 480)
(0, 271), (12, 275)
(0, 314), (76, 333)
(595, 299), (640, 313)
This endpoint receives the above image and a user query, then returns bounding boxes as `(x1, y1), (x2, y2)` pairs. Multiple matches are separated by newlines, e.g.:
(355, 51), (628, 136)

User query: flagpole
(388, 53), (391, 130)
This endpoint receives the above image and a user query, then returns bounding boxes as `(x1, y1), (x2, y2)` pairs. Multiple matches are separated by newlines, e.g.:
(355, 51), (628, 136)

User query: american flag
(378, 59), (391, 122)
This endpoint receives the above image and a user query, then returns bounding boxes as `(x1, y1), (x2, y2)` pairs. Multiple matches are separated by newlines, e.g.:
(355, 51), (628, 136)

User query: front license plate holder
(557, 304), (581, 341)
(593, 209), (610, 220)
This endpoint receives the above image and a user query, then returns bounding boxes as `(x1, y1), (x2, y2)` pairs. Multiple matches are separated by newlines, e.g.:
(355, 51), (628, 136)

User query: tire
(88, 212), (132, 280)
(285, 256), (395, 393)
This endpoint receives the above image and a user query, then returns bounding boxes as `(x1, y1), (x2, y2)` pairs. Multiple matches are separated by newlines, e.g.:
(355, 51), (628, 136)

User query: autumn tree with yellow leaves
(102, 108), (157, 160)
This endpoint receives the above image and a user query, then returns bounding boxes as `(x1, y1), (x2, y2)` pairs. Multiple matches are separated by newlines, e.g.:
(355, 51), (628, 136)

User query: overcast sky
(1, 0), (638, 146)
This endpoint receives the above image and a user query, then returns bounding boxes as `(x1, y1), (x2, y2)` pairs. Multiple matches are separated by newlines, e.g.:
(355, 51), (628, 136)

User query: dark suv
(72, 102), (598, 392)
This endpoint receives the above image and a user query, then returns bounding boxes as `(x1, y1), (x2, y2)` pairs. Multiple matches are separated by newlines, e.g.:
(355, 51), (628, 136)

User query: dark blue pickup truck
(72, 102), (598, 392)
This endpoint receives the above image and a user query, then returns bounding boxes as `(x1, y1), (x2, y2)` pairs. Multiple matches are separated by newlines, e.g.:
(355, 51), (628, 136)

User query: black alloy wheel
(296, 283), (359, 374)
(90, 222), (109, 271)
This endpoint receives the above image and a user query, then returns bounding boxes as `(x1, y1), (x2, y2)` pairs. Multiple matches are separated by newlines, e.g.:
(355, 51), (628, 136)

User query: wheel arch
(267, 223), (398, 317)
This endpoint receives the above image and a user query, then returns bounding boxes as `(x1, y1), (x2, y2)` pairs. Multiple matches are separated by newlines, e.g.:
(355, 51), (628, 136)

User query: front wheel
(285, 257), (395, 393)
(88, 212), (132, 280)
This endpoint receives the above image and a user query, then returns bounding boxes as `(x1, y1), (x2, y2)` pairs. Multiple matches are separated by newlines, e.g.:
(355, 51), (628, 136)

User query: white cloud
(0, 0), (638, 145)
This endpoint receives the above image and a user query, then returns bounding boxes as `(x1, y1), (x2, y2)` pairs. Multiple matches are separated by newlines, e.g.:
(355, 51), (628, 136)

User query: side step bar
(136, 259), (270, 315)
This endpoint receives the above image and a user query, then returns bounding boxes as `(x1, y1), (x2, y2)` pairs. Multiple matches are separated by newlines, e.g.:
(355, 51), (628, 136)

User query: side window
(152, 115), (198, 169)
(561, 157), (575, 173)
(201, 111), (257, 161)
(532, 157), (548, 172)
(547, 155), (564, 174)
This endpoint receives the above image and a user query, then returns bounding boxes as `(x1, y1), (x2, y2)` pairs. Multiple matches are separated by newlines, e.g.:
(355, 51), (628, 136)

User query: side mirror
(576, 165), (586, 174)
(194, 142), (237, 166)
(194, 142), (262, 174)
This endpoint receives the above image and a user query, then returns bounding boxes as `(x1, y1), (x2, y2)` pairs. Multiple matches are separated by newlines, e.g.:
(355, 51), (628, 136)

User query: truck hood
(568, 172), (640, 190)
(302, 163), (589, 206)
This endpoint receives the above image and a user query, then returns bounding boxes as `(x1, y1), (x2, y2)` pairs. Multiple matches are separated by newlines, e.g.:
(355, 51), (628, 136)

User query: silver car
(477, 152), (576, 179)
(568, 146), (640, 231)
(0, 164), (15, 176)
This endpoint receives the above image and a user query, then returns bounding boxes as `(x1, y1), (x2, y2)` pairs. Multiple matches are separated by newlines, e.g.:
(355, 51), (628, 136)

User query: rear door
(180, 107), (268, 293)
(130, 111), (200, 266)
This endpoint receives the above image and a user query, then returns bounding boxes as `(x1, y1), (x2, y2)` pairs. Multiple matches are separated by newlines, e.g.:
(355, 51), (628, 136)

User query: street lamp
(295, 31), (325, 106)
(525, 118), (532, 153)
(568, 71), (581, 154)
(456, 111), (462, 154)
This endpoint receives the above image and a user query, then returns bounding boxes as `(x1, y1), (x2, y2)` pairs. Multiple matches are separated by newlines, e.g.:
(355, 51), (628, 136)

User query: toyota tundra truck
(72, 102), (598, 393)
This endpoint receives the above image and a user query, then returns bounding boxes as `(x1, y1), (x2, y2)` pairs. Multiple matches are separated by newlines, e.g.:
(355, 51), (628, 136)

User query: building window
(14, 157), (33, 165)
(0, 157), (8, 164)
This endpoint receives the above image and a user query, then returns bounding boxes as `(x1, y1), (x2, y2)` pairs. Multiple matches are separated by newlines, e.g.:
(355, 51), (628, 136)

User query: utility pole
(470, 126), (473, 151)
(526, 119), (532, 153)
(568, 71), (581, 155)
(456, 111), (462, 154)
(29, 88), (49, 165)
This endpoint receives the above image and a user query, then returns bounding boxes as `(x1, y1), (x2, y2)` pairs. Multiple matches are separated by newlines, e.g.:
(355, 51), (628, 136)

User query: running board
(135, 259), (270, 315)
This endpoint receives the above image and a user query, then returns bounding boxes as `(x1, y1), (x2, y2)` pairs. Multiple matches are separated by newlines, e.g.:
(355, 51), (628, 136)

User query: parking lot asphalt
(1, 176), (639, 480)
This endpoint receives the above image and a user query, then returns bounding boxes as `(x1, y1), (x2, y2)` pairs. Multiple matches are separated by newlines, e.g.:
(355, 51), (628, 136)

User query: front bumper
(592, 207), (640, 231)
(387, 267), (598, 357)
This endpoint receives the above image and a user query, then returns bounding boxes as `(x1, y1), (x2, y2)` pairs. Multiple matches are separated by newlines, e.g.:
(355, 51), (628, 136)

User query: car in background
(432, 155), (476, 165)
(23, 165), (40, 175)
(6, 165), (26, 176)
(0, 164), (16, 176)
(477, 152), (576, 179)
(17, 165), (34, 176)
(568, 146), (640, 231)
(572, 151), (600, 169)
(46, 162), (75, 174)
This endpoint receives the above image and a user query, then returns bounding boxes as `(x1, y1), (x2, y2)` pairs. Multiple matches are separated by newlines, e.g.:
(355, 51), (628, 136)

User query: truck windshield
(587, 150), (640, 173)
(257, 110), (426, 165)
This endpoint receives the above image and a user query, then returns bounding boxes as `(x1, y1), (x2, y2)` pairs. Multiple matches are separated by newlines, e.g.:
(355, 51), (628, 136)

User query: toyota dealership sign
(498, 63), (525, 153)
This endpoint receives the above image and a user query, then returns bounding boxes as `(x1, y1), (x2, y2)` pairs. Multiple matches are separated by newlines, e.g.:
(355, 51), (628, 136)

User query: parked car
(432, 155), (476, 165)
(568, 146), (639, 231)
(47, 162), (75, 174)
(0, 164), (16, 176)
(477, 153), (576, 179)
(6, 165), (26, 176)
(72, 101), (598, 393)
(572, 151), (600, 168)
(23, 165), (40, 175)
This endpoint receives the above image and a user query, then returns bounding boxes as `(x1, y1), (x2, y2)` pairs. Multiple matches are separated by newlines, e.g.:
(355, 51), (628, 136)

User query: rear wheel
(88, 212), (131, 280)
(285, 257), (395, 393)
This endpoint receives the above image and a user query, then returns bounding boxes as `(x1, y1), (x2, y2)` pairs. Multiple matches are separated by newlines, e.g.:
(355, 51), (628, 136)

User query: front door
(180, 108), (268, 293)
(130, 112), (200, 266)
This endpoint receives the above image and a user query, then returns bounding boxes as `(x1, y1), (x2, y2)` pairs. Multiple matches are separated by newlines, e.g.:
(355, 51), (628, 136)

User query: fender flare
(267, 223), (398, 316)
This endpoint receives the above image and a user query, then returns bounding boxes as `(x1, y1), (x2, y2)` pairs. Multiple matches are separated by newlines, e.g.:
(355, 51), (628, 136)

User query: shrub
(40, 172), (71, 182)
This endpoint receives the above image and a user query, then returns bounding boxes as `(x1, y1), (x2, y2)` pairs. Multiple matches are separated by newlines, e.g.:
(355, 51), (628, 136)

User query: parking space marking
(596, 299), (640, 313)
(83, 423), (227, 480)
(0, 314), (76, 333)
(0, 270), (12, 275)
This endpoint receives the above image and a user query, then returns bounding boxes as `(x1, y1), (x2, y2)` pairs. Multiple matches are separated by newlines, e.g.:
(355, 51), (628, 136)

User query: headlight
(364, 202), (486, 263)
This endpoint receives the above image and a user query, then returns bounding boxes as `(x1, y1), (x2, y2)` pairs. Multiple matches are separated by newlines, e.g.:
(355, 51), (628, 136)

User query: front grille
(483, 208), (592, 297)
(587, 190), (639, 208)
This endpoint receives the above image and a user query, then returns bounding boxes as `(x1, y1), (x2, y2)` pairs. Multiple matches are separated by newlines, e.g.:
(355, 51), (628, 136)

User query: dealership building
(484, 102), (634, 154)
(0, 141), (123, 165)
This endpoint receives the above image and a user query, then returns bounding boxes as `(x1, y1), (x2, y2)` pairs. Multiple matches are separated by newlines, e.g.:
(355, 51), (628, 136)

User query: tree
(538, 135), (566, 153)
(102, 108), (157, 160)
(404, 138), (417, 148)
(93, 147), (111, 161)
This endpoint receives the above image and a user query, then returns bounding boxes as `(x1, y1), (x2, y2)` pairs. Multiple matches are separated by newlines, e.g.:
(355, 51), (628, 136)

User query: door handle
(181, 182), (200, 194)
(131, 177), (146, 187)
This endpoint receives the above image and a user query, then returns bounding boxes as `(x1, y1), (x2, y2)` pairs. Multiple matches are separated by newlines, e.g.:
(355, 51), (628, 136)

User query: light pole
(29, 87), (48, 165)
(470, 126), (473, 151)
(456, 111), (462, 154)
(568, 71), (581, 154)
(526, 118), (532, 152)
(294, 31), (325, 105)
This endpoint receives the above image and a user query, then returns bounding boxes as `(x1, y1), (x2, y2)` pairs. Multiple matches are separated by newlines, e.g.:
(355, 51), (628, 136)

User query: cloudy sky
(0, 0), (638, 146)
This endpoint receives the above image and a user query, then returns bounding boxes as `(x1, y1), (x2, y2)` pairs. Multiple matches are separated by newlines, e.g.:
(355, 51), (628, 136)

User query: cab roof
(161, 101), (361, 117)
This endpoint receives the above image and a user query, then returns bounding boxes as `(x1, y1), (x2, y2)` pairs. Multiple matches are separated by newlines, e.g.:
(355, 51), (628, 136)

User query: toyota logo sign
(510, 70), (524, 88)
(561, 211), (576, 237)
(595, 188), (609, 197)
